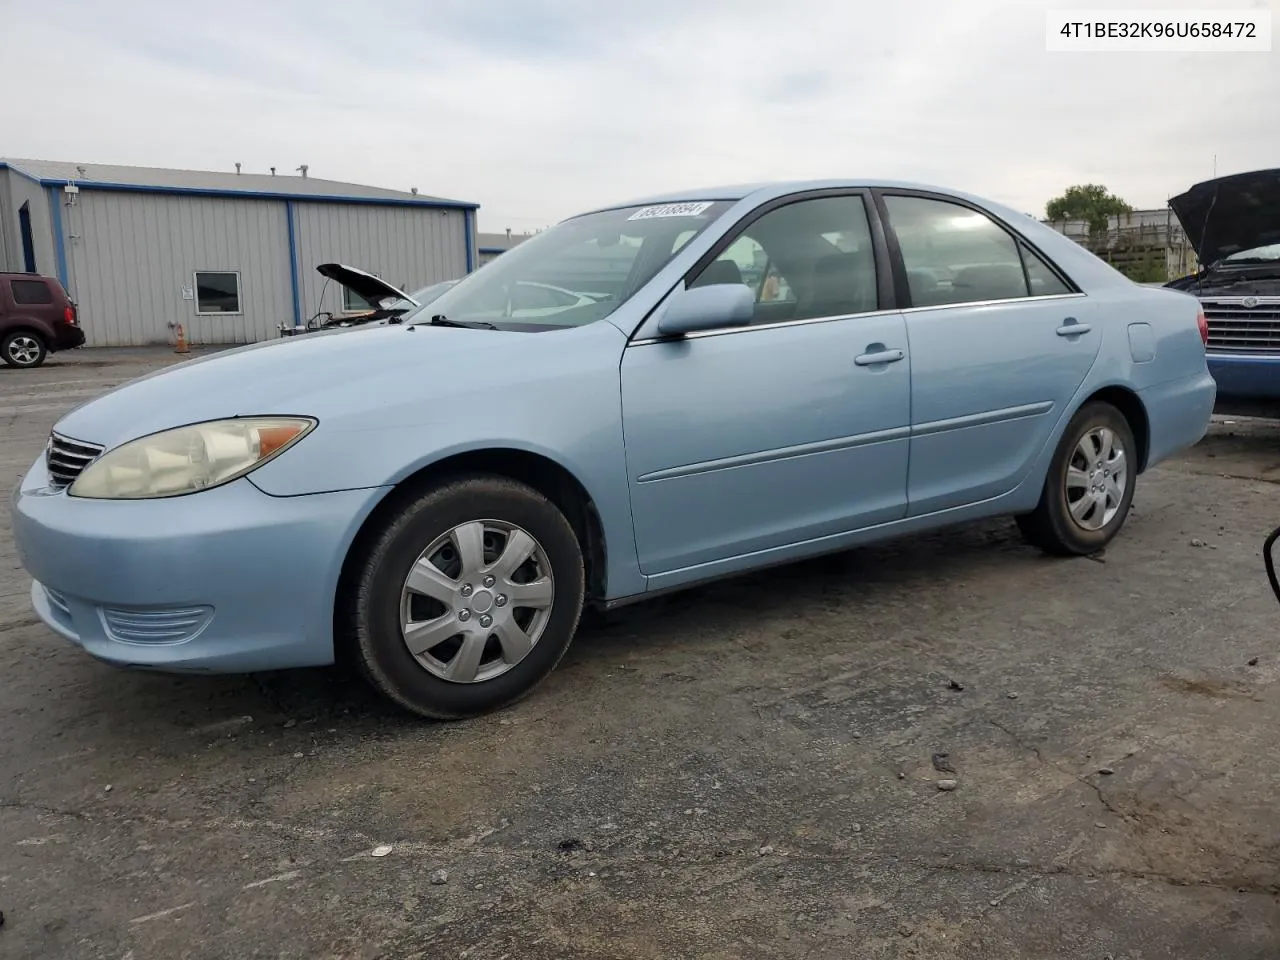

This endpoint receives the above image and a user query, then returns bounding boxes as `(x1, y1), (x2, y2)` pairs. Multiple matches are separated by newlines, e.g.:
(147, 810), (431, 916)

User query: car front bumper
(1207, 353), (1280, 400)
(10, 457), (387, 673)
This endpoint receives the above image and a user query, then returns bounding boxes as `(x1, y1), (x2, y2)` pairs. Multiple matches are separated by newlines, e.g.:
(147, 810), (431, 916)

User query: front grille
(1201, 296), (1280, 353)
(46, 432), (103, 489)
(101, 605), (214, 645)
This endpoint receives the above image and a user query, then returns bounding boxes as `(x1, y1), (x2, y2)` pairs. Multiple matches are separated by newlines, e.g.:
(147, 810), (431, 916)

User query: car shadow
(53, 515), (1045, 744)
(569, 516), (1036, 655)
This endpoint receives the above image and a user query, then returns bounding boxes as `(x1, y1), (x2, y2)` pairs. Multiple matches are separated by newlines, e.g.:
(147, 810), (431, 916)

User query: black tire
(1, 330), (47, 369)
(1017, 401), (1137, 556)
(342, 474), (585, 719)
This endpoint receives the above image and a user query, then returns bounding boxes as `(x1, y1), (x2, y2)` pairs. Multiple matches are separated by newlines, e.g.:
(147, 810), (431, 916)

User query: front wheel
(343, 475), (585, 719)
(2, 331), (47, 368)
(1017, 401), (1137, 556)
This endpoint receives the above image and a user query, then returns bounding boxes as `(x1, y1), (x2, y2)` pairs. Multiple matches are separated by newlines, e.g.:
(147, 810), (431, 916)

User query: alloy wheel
(6, 335), (42, 366)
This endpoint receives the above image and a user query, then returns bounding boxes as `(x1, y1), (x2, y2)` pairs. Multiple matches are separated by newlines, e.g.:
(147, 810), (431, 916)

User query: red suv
(0, 273), (86, 368)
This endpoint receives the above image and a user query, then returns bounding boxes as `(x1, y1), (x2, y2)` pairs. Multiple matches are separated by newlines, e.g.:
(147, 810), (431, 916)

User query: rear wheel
(1017, 401), (1137, 556)
(343, 475), (585, 719)
(2, 331), (47, 368)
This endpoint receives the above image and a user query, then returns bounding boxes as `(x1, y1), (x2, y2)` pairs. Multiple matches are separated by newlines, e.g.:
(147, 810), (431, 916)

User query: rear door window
(10, 279), (54, 305)
(883, 195), (1029, 307)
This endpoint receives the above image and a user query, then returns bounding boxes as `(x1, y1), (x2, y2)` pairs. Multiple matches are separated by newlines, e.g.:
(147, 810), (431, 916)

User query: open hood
(315, 263), (420, 308)
(1168, 168), (1280, 267)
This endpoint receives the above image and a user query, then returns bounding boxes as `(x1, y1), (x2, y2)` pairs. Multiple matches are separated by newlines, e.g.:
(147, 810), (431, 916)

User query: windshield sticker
(627, 201), (715, 221)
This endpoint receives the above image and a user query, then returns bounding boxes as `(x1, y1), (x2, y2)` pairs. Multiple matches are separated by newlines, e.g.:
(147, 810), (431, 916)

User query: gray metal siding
(292, 202), (469, 321)
(3, 173), (56, 277)
(66, 191), (293, 346)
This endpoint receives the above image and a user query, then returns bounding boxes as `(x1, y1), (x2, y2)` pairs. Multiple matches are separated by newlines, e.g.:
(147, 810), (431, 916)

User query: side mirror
(656, 283), (755, 337)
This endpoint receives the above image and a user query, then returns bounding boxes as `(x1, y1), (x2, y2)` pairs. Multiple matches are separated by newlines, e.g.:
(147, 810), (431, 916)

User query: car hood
(316, 263), (419, 307)
(1168, 168), (1280, 267)
(50, 323), (615, 451)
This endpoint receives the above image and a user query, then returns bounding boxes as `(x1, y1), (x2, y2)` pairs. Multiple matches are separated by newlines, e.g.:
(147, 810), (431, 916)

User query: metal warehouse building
(0, 158), (478, 346)
(476, 229), (535, 266)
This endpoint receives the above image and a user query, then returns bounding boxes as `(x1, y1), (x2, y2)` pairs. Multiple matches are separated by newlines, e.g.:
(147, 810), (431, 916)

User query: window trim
(888, 291), (1084, 318)
(872, 188), (1082, 310)
(629, 188), (896, 344)
(193, 270), (244, 317)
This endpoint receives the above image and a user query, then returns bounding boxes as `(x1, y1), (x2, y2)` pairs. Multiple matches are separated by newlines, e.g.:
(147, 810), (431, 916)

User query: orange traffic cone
(174, 323), (190, 354)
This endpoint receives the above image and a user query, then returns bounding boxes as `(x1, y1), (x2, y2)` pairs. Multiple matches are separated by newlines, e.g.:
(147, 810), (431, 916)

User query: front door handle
(854, 348), (905, 366)
(1056, 318), (1091, 337)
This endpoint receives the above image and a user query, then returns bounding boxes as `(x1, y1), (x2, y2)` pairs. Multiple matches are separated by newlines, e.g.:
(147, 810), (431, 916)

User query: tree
(1116, 253), (1169, 284)
(1045, 184), (1133, 235)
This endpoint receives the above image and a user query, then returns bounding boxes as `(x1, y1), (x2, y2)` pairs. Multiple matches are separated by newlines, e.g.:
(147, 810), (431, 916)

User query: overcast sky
(1, 0), (1275, 233)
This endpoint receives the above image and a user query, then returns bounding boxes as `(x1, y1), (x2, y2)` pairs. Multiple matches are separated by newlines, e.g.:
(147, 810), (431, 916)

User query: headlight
(69, 417), (317, 500)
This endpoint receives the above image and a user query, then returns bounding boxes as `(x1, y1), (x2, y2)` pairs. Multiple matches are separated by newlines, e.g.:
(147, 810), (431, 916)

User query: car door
(619, 192), (912, 577)
(876, 191), (1102, 517)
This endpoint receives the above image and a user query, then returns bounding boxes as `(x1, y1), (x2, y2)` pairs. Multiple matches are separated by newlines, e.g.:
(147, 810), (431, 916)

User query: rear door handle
(1056, 319), (1091, 337)
(854, 348), (905, 366)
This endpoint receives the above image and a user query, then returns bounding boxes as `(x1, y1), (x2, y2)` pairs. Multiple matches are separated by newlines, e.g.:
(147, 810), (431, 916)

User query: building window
(194, 271), (242, 315)
(342, 285), (374, 313)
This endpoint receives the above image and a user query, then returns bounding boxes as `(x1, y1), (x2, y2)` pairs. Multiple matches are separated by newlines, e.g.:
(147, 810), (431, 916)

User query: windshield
(405, 200), (736, 330)
(1222, 242), (1280, 264)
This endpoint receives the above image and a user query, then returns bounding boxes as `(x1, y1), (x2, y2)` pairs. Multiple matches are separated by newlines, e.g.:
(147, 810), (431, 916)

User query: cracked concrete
(2, 351), (1280, 959)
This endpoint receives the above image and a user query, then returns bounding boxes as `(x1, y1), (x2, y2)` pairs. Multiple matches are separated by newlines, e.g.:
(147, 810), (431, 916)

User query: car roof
(571, 178), (1133, 293)
(580, 178), (995, 215)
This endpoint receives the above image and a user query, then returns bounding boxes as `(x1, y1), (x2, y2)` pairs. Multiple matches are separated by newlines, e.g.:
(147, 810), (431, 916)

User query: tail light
(1196, 309), (1208, 346)
(63, 304), (78, 326)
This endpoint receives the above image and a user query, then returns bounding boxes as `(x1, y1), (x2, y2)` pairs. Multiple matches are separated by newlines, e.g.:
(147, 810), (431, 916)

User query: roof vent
(297, 164), (309, 178)
(235, 162), (241, 175)
(75, 165), (86, 178)
(270, 167), (276, 176)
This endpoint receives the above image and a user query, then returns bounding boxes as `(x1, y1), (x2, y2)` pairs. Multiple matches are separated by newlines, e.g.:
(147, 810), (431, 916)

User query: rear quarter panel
(1053, 285), (1213, 481)
(1085, 286), (1209, 392)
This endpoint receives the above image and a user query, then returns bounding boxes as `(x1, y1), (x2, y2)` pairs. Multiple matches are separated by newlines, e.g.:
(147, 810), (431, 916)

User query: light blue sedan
(10, 180), (1216, 718)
